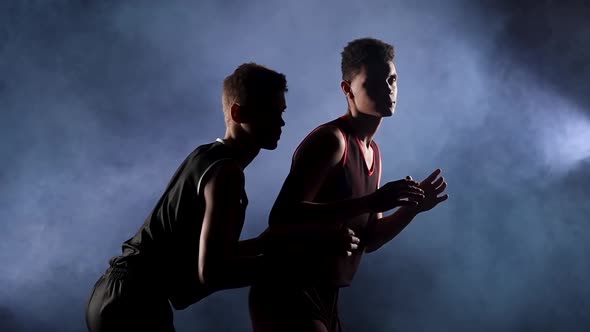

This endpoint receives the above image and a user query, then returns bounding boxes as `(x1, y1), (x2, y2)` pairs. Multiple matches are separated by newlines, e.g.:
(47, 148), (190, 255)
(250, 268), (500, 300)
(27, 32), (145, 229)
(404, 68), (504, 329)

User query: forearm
(204, 254), (269, 291)
(292, 196), (373, 224)
(236, 237), (263, 257)
(365, 207), (420, 253)
(207, 232), (318, 291)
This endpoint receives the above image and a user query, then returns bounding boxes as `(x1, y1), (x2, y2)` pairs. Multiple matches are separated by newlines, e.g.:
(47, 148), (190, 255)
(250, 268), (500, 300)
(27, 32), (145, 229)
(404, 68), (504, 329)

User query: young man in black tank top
(249, 38), (449, 331)
(85, 63), (369, 332)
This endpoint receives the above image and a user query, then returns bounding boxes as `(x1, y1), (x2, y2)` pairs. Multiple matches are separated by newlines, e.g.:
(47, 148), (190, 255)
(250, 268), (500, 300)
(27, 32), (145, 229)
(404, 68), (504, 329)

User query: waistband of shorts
(104, 262), (162, 282)
(104, 265), (171, 298)
(105, 266), (132, 279)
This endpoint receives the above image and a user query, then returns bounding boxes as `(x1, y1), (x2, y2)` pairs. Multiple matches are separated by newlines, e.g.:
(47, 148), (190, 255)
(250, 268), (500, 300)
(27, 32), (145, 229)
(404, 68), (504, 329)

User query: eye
(388, 75), (397, 85)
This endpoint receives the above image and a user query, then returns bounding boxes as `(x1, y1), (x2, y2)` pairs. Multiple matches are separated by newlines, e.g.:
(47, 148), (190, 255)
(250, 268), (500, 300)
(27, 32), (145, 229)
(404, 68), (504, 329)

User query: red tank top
(279, 116), (381, 287)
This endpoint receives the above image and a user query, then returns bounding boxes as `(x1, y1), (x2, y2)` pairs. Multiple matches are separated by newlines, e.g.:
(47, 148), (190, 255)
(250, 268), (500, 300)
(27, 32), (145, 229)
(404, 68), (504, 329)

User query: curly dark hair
(222, 63), (287, 123)
(341, 38), (395, 81)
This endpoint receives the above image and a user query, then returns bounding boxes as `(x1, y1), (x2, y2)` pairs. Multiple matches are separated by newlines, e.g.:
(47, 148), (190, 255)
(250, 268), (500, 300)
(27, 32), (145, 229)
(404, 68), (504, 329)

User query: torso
(273, 116), (381, 287)
(108, 140), (247, 310)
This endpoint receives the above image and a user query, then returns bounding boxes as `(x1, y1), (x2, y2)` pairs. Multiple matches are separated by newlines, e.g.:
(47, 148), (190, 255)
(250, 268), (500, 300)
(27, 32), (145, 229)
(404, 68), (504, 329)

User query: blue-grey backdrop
(1, 0), (589, 331)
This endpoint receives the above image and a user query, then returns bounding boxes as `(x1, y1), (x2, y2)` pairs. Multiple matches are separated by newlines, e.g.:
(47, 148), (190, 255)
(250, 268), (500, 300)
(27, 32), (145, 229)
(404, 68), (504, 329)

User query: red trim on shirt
(337, 127), (348, 167)
(355, 137), (376, 176)
(292, 125), (325, 160)
(374, 141), (381, 188)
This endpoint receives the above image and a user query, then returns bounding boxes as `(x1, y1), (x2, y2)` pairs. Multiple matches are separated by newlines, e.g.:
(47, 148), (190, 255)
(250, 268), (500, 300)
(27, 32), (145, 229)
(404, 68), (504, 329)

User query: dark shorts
(249, 284), (343, 332)
(85, 265), (174, 332)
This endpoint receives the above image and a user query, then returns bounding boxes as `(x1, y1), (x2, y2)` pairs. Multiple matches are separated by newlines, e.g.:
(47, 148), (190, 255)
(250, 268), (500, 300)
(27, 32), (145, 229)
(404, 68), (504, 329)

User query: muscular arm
(198, 160), (266, 291)
(364, 208), (419, 253)
(365, 166), (448, 253)
(365, 158), (430, 252)
(364, 157), (418, 253)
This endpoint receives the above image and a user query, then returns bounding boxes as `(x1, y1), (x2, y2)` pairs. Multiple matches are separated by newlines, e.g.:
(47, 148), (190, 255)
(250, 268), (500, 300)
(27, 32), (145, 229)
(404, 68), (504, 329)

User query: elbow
(363, 235), (382, 253)
(364, 244), (378, 254)
(363, 224), (381, 253)
(198, 264), (213, 288)
(198, 259), (224, 290)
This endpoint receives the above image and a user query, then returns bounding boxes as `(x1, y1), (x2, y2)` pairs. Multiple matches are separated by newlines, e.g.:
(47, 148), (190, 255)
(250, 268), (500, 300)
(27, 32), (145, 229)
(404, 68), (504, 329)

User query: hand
(258, 223), (360, 257)
(368, 178), (425, 212)
(324, 224), (361, 257)
(408, 168), (448, 213)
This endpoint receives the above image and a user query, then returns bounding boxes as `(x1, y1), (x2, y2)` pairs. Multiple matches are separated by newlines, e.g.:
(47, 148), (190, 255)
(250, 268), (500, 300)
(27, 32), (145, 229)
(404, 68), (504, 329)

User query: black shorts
(249, 284), (343, 332)
(85, 266), (174, 332)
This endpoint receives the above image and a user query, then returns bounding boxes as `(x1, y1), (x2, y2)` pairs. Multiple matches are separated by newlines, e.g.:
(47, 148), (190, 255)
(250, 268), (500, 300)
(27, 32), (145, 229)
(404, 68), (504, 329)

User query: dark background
(1, 0), (589, 331)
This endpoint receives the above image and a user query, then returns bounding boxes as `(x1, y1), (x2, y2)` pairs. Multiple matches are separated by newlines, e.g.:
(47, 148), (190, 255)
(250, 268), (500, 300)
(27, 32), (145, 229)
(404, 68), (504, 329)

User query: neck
(342, 109), (383, 147)
(221, 129), (260, 169)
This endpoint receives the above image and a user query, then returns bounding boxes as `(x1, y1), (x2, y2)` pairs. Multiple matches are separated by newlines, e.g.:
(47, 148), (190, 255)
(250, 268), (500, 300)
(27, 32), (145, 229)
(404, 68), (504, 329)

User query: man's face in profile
(351, 61), (397, 118)
(243, 92), (286, 150)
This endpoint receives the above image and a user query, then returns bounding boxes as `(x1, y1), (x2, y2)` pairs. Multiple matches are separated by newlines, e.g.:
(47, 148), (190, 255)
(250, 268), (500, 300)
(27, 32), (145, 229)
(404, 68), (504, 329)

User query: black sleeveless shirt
(108, 139), (248, 310)
(271, 116), (381, 287)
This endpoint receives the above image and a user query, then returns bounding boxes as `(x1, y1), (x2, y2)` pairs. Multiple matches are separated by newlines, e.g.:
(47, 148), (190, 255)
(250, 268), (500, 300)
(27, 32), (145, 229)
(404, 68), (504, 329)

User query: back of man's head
(222, 63), (287, 125)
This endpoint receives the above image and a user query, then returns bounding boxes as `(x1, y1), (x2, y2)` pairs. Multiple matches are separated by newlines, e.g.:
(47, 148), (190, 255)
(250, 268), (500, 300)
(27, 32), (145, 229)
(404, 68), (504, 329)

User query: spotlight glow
(538, 99), (590, 173)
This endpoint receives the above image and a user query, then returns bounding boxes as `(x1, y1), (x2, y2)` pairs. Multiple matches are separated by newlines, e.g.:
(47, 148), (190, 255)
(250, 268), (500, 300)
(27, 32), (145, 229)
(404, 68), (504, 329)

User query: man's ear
(230, 103), (246, 123)
(341, 80), (354, 99)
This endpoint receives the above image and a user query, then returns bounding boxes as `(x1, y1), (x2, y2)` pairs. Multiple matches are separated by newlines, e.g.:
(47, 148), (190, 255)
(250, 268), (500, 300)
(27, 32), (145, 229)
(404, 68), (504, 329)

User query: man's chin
(377, 108), (394, 117)
(262, 141), (280, 150)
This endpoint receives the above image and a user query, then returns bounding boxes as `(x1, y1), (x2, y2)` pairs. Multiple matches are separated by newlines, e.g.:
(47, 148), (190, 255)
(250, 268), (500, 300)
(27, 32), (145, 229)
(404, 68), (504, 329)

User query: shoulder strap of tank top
(292, 117), (348, 164)
(372, 140), (382, 185)
(195, 140), (235, 196)
(334, 117), (349, 167)
(196, 158), (233, 196)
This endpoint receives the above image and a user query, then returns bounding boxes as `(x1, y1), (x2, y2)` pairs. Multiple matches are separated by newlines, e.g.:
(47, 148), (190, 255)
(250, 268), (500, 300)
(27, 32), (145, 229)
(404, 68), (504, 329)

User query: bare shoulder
(276, 123), (347, 204)
(294, 124), (346, 165)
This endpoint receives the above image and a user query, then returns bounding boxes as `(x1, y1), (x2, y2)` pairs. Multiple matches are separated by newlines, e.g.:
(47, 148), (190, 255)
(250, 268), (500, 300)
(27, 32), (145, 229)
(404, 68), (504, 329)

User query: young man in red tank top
(249, 38), (449, 332)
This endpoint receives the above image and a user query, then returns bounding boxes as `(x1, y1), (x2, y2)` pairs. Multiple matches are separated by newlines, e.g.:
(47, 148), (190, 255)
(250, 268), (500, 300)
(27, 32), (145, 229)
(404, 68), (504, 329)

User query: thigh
(86, 272), (175, 332)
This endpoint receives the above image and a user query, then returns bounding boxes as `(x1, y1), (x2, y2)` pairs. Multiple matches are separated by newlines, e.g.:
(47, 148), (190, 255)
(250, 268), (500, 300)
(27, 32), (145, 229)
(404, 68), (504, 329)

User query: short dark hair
(341, 38), (395, 81)
(222, 63), (287, 123)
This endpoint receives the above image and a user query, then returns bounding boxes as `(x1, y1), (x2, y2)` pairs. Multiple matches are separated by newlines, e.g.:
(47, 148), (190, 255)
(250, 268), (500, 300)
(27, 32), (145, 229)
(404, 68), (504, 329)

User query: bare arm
(365, 169), (449, 253)
(271, 126), (422, 227)
(235, 237), (264, 257)
(198, 160), (266, 291)
(365, 207), (420, 253)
